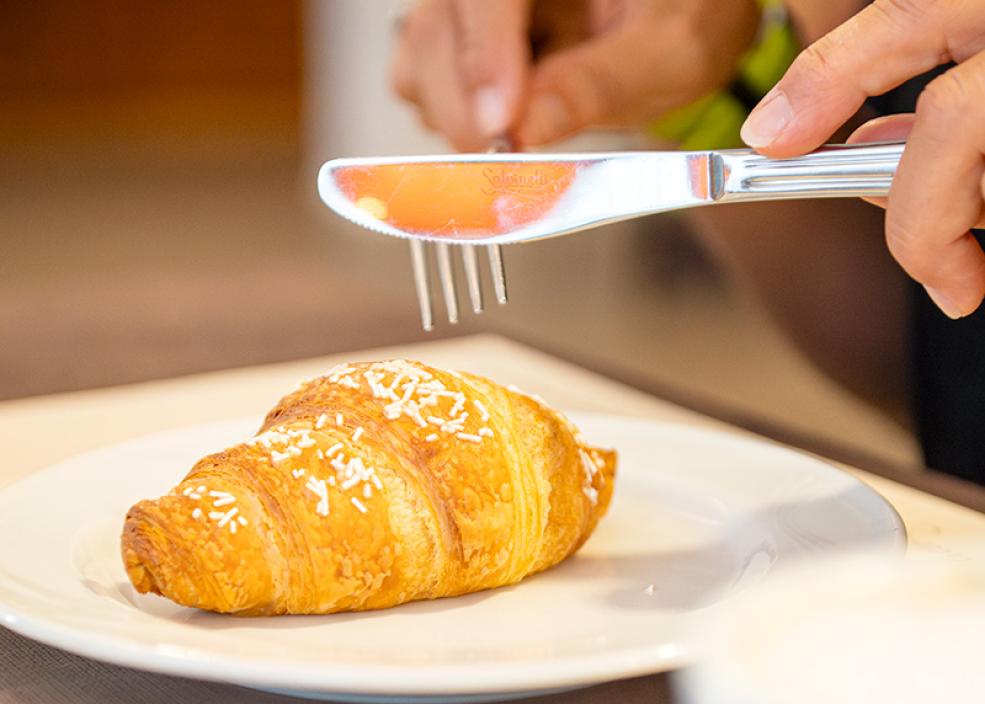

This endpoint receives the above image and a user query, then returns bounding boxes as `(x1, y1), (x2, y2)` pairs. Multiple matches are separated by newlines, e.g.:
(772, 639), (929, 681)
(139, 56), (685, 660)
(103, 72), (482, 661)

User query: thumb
(740, 0), (946, 156)
(846, 113), (915, 210)
(453, 0), (532, 140)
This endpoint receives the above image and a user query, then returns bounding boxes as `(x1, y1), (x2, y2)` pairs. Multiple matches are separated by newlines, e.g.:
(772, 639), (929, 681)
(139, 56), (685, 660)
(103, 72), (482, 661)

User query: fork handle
(717, 141), (903, 202)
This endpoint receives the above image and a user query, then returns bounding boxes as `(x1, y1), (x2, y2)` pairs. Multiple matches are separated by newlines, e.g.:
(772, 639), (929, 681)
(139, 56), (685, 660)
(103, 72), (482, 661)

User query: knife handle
(717, 141), (902, 202)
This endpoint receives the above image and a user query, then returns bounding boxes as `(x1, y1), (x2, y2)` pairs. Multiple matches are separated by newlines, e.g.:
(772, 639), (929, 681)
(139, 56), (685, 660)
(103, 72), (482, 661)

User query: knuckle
(781, 36), (844, 94)
(391, 76), (414, 103)
(872, 0), (929, 25)
(389, 62), (415, 101)
(548, 57), (625, 125)
(798, 38), (837, 78)
(871, 0), (952, 66)
(787, 21), (880, 95)
(884, 215), (933, 277)
(917, 72), (969, 122)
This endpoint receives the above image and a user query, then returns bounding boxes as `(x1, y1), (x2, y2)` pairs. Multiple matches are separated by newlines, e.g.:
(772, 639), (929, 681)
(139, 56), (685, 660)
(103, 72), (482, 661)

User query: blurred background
(0, 1), (917, 467)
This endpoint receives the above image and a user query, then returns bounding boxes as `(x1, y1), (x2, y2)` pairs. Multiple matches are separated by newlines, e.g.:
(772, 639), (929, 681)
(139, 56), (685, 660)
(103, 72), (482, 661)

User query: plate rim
(0, 412), (906, 695)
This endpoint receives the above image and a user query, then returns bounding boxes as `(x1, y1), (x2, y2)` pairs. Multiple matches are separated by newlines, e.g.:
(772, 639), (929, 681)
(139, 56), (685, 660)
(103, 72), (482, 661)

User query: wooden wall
(1, 1), (301, 95)
(0, 0), (302, 136)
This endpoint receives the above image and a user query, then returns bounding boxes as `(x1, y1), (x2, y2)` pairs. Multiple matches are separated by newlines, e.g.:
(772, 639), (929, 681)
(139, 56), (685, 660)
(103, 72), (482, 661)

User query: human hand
(740, 0), (985, 318)
(391, 0), (760, 151)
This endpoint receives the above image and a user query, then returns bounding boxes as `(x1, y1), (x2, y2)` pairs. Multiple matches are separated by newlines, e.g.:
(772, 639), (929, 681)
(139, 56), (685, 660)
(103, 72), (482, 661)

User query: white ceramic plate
(0, 413), (904, 703)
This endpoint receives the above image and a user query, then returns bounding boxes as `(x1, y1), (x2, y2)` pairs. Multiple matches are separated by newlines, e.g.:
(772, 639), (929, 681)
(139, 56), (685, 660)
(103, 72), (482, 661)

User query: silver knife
(318, 142), (902, 247)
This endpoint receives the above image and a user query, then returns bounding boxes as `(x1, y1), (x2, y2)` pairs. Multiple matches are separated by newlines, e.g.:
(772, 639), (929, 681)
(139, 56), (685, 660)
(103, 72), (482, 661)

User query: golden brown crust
(121, 360), (616, 615)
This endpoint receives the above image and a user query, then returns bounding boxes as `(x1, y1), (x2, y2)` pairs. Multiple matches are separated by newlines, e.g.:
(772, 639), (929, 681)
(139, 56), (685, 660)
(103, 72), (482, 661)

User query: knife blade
(317, 151), (716, 246)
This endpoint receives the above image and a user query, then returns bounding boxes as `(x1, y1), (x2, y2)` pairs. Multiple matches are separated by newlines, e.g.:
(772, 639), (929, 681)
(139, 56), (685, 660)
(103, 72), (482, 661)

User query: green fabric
(743, 3), (800, 95)
(673, 93), (746, 150)
(647, 0), (799, 149)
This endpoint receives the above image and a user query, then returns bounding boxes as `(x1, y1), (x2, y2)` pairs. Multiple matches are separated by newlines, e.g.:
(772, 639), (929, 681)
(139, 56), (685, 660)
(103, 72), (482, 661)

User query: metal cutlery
(394, 141), (514, 331)
(406, 238), (507, 330)
(318, 141), (903, 329)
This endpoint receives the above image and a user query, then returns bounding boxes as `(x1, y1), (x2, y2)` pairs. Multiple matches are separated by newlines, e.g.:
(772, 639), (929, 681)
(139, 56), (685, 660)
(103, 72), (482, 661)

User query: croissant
(121, 360), (616, 615)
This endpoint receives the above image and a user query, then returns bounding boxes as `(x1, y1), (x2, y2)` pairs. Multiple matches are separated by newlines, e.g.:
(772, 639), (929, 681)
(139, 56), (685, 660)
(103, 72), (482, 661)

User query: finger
(741, 0), (953, 155)
(516, 17), (710, 146)
(884, 58), (985, 318)
(846, 113), (916, 210)
(453, 0), (532, 139)
(847, 113), (916, 144)
(390, 25), (418, 103)
(409, 4), (487, 151)
(846, 114), (985, 227)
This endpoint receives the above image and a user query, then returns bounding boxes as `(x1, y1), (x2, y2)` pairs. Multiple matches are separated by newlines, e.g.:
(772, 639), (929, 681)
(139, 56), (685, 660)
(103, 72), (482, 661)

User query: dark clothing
(871, 67), (985, 485)
(913, 261), (985, 485)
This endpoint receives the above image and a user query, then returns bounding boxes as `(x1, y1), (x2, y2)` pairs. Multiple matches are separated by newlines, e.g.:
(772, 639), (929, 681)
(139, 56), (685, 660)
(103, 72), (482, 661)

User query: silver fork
(318, 141), (905, 330)
(408, 240), (507, 330)
(407, 138), (514, 330)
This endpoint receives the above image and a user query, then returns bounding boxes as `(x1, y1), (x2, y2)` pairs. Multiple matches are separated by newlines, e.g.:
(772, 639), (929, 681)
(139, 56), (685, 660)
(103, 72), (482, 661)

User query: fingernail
(521, 93), (571, 145)
(740, 89), (792, 148)
(923, 285), (966, 319)
(473, 86), (509, 138)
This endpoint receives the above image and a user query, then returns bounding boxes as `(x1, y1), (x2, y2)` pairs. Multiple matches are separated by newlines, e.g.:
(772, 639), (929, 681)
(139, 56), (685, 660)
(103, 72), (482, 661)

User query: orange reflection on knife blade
(334, 162), (580, 238)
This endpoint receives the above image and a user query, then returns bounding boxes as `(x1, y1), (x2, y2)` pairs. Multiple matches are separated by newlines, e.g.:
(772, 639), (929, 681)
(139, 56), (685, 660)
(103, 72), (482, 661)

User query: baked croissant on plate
(121, 360), (616, 615)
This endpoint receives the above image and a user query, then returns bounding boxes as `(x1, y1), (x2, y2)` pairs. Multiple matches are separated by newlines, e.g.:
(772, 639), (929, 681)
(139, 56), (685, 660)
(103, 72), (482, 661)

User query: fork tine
(461, 245), (483, 313)
(484, 136), (511, 308)
(409, 240), (433, 331)
(487, 245), (508, 304)
(435, 242), (460, 324)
